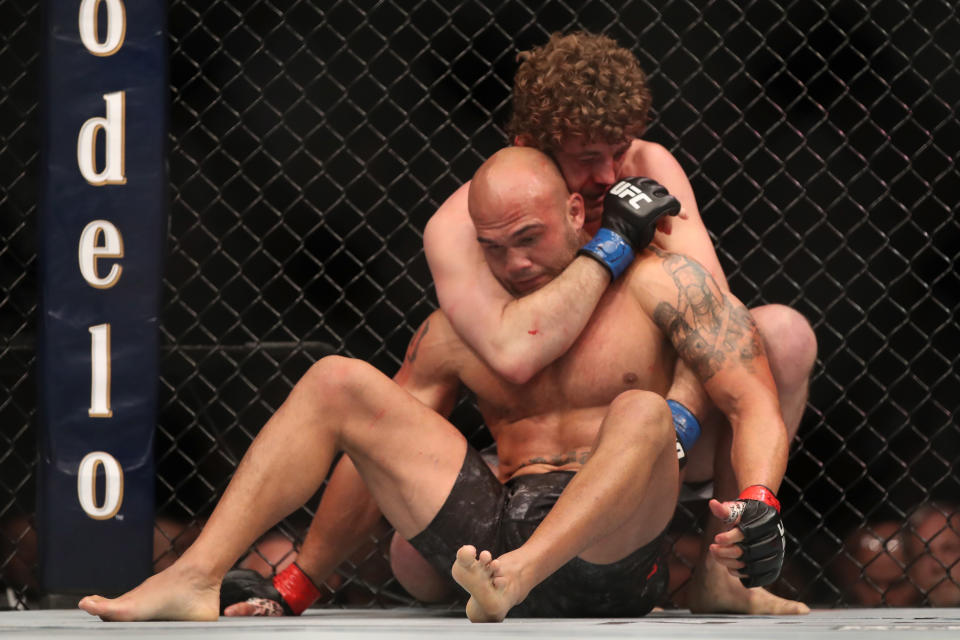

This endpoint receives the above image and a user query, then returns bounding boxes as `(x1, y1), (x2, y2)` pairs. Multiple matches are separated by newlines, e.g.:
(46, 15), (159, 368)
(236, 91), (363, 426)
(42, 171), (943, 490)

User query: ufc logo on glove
(609, 180), (653, 209)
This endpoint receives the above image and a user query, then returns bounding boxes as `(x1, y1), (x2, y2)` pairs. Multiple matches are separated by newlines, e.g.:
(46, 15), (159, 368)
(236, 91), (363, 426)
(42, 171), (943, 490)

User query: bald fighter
(79, 148), (793, 621)
(223, 30), (813, 617)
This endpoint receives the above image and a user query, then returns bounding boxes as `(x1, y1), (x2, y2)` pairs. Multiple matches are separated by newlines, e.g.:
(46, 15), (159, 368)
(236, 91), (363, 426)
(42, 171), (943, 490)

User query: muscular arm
(632, 250), (788, 492)
(392, 312), (463, 414)
(425, 143), (720, 386)
(626, 141), (730, 420)
(424, 183), (610, 385)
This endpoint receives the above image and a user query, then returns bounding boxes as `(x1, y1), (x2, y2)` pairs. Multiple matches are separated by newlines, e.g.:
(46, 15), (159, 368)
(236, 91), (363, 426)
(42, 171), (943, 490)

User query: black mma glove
(734, 485), (785, 588)
(220, 563), (323, 616)
(578, 177), (681, 279)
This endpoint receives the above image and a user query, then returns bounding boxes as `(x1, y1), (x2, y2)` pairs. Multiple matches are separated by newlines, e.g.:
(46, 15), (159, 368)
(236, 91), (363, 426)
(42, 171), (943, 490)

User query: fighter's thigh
(312, 356), (467, 539)
(389, 533), (455, 603)
(580, 392), (680, 563)
(582, 453), (678, 564)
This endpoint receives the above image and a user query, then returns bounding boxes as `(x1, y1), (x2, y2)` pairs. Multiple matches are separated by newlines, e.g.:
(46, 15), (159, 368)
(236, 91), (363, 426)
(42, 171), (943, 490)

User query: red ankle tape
(272, 563), (322, 615)
(738, 485), (781, 512)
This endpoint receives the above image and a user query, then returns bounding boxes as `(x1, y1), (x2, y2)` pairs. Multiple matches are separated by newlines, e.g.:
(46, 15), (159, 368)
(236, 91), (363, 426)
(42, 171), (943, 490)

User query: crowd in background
(5, 500), (957, 608)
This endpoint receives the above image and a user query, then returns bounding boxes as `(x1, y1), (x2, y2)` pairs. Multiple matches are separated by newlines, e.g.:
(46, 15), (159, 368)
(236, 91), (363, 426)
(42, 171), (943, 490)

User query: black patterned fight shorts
(407, 445), (669, 617)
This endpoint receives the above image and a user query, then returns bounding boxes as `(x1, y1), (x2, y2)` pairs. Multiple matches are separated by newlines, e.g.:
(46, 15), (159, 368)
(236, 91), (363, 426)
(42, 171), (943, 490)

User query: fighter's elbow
(486, 351), (538, 385)
(501, 366), (537, 386)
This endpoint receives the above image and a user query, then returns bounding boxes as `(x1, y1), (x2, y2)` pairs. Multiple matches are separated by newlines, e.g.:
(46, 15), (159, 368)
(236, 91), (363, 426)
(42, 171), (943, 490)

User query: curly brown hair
(507, 31), (652, 152)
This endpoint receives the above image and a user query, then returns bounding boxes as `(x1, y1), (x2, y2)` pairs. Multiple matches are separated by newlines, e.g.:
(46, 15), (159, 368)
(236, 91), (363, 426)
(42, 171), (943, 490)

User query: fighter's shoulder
(622, 140), (680, 175)
(396, 310), (467, 396)
(423, 182), (472, 245)
(404, 310), (469, 368)
(624, 247), (712, 297)
(410, 309), (459, 347)
(627, 244), (673, 273)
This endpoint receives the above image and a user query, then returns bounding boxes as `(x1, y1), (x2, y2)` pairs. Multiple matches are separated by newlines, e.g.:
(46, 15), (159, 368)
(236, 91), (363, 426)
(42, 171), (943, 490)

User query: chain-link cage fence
(2, 0), (959, 611)
(0, 0), (40, 611)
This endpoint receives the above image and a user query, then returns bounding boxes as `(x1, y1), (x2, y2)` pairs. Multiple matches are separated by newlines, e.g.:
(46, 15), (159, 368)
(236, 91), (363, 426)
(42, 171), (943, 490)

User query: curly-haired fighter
(79, 148), (793, 622)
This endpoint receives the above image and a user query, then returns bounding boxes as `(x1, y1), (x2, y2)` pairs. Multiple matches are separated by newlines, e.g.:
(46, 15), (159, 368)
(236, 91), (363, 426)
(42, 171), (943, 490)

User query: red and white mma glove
(731, 485), (785, 588)
(220, 563), (323, 616)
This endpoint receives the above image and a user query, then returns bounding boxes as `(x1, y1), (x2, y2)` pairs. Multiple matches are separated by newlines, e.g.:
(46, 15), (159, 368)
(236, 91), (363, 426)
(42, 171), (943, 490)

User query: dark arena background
(1, 0), (958, 612)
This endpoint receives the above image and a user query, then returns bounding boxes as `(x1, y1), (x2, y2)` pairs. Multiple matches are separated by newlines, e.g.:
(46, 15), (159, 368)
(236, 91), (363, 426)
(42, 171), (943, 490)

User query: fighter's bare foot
(688, 553), (810, 615)
(689, 499), (809, 615)
(78, 562), (220, 622)
(451, 545), (525, 623)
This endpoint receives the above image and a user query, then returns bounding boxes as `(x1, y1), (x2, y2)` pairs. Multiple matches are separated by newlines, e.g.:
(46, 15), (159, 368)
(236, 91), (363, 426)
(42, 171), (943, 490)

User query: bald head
(468, 147), (571, 228)
(466, 147), (586, 297)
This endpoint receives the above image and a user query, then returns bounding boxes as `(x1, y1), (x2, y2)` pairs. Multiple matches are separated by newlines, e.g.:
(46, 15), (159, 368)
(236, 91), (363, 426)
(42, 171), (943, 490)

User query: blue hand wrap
(668, 400), (701, 454)
(578, 228), (634, 279)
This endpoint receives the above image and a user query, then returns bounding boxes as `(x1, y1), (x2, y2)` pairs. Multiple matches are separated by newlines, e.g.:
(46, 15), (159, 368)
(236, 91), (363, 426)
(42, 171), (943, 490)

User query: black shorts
(407, 446), (668, 617)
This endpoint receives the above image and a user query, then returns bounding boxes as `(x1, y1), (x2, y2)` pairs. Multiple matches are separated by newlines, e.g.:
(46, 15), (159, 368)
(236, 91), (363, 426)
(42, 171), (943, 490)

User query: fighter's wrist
(738, 484), (781, 513)
(667, 400), (701, 470)
(578, 228), (634, 279)
(272, 562), (324, 615)
(667, 400), (701, 453)
(575, 251), (617, 283)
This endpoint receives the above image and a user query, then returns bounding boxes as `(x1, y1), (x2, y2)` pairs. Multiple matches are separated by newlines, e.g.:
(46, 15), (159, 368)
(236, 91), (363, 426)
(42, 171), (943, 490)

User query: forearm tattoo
(651, 252), (765, 382)
(405, 319), (430, 363)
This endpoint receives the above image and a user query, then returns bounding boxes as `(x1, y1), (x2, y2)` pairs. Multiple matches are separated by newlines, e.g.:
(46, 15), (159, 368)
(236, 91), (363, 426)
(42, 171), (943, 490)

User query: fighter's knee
(302, 355), (373, 398)
(389, 533), (453, 603)
(751, 304), (818, 379)
(610, 390), (673, 441)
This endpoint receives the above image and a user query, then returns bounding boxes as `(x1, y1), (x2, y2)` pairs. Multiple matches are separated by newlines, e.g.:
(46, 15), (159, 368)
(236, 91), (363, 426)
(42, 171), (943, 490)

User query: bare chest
(460, 287), (676, 423)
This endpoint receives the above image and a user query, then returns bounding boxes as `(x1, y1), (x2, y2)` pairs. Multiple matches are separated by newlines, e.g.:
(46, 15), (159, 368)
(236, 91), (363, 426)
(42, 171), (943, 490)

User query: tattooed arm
(630, 249), (788, 491)
(392, 311), (465, 418)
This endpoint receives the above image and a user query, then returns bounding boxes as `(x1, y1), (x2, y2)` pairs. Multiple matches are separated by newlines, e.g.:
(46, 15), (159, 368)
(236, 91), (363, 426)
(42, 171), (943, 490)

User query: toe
(223, 602), (253, 616)
(78, 596), (107, 615)
(456, 546), (477, 564)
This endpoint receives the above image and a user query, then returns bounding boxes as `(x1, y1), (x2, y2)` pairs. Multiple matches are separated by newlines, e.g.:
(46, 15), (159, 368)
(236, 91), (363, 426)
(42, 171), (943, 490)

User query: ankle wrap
(272, 562), (323, 615)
